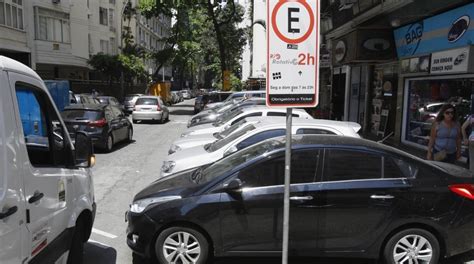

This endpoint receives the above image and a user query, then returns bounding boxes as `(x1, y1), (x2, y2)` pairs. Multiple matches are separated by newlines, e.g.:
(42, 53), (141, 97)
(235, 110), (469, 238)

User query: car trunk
(135, 98), (160, 112)
(61, 109), (105, 136)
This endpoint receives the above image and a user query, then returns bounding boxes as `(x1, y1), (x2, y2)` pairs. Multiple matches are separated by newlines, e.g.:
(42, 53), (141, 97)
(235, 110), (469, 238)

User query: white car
(205, 90), (266, 110)
(162, 117), (361, 177)
(180, 105), (313, 138)
(132, 96), (170, 124)
(170, 116), (361, 155)
(0, 56), (96, 264)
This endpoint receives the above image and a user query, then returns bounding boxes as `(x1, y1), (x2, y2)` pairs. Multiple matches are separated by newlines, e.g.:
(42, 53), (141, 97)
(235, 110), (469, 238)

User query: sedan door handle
(370, 194), (394, 200)
(290, 196), (313, 201)
(28, 192), (44, 204)
(0, 206), (18, 220)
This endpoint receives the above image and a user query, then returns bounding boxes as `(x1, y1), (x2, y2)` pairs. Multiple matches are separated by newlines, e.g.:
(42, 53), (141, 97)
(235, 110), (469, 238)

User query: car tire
(155, 226), (209, 264)
(133, 119), (137, 124)
(105, 134), (114, 153)
(67, 219), (85, 264)
(383, 228), (440, 264)
(127, 128), (133, 143)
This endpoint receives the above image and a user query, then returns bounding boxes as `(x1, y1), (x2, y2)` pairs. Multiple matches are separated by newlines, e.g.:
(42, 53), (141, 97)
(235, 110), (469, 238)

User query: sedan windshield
(200, 137), (285, 183)
(206, 124), (256, 152)
(213, 109), (243, 126)
(61, 110), (103, 121)
(215, 119), (248, 139)
(136, 98), (158, 105)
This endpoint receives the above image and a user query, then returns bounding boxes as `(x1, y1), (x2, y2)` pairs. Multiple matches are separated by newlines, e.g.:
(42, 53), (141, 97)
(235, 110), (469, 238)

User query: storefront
(331, 29), (397, 133)
(394, 3), (474, 156)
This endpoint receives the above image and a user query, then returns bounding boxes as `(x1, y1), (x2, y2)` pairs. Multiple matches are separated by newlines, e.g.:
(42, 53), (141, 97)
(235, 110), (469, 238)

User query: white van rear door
(0, 71), (24, 264)
(9, 72), (75, 262)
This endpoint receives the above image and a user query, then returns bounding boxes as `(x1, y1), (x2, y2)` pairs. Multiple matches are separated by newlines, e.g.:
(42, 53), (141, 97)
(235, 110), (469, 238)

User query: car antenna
(377, 131), (394, 144)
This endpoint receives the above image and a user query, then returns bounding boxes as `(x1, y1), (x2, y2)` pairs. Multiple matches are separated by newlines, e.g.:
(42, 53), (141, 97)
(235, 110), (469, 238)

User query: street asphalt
(83, 99), (474, 264)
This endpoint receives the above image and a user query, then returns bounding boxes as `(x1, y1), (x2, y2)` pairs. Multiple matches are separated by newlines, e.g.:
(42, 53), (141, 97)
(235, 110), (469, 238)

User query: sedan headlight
(130, 196), (181, 213)
(161, 161), (176, 173)
(168, 144), (181, 155)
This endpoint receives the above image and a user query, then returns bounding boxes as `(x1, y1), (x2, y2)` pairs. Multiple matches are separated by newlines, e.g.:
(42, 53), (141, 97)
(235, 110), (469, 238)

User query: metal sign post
(282, 108), (292, 264)
(266, 1), (320, 264)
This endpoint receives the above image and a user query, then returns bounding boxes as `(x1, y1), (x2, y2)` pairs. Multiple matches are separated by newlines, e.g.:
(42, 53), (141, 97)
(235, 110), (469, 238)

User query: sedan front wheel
(384, 228), (439, 264)
(155, 226), (209, 264)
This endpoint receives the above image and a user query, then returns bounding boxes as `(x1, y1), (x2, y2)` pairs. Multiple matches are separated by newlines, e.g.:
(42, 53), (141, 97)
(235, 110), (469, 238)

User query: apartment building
(0, 0), (31, 66)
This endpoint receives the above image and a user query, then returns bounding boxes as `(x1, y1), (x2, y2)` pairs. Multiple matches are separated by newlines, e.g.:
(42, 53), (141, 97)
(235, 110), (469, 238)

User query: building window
(109, 0), (115, 4)
(110, 37), (116, 54)
(404, 77), (473, 150)
(88, 34), (93, 54)
(109, 8), (114, 28)
(36, 7), (70, 43)
(0, 0), (24, 30)
(100, 39), (109, 53)
(99, 7), (108, 26)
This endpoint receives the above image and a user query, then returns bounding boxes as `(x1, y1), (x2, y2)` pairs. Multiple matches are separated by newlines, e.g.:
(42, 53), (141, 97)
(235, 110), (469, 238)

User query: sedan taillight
(449, 184), (474, 200)
(88, 118), (107, 128)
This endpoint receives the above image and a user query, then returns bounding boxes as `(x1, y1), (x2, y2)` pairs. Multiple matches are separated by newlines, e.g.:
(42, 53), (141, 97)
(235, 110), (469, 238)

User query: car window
(98, 98), (108, 104)
(384, 157), (418, 179)
(111, 106), (123, 117)
(218, 119), (247, 138)
(231, 112), (262, 125)
(61, 110), (103, 121)
(323, 149), (382, 182)
(207, 124), (256, 152)
(136, 98), (158, 105)
(15, 83), (68, 167)
(104, 107), (114, 120)
(296, 128), (336, 135)
(238, 149), (320, 187)
(236, 129), (286, 150)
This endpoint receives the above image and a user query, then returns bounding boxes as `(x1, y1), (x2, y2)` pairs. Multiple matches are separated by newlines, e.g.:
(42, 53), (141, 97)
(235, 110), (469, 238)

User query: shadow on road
(94, 140), (136, 154)
(84, 241), (117, 264)
(212, 257), (373, 264)
(170, 104), (195, 108)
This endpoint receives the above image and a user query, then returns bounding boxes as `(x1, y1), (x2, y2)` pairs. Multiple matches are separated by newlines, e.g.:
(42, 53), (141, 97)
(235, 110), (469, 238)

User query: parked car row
(126, 90), (474, 264)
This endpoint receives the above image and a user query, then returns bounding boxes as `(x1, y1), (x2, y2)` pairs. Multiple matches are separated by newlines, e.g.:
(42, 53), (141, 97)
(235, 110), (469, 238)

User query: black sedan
(126, 135), (474, 264)
(62, 104), (133, 152)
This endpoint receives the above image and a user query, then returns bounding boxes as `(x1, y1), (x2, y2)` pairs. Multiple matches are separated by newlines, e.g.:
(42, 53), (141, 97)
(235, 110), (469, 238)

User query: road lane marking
(92, 228), (118, 239)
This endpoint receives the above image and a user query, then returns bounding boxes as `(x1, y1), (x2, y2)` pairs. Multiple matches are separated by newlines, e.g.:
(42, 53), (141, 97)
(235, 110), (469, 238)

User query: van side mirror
(225, 179), (243, 193)
(74, 132), (95, 168)
(224, 146), (238, 157)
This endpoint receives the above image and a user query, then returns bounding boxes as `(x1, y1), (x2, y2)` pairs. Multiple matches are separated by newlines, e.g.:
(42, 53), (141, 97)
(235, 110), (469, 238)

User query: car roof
(240, 105), (306, 113)
(233, 90), (265, 94)
(98, 96), (116, 99)
(138, 96), (160, 99)
(64, 104), (107, 111)
(0, 56), (42, 80)
(245, 117), (360, 133)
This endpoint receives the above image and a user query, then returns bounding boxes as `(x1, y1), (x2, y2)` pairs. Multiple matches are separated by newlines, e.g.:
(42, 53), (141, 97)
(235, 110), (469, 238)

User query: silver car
(132, 96), (170, 124)
(204, 90), (266, 110)
(161, 117), (361, 177)
(123, 94), (144, 113)
(180, 106), (313, 138)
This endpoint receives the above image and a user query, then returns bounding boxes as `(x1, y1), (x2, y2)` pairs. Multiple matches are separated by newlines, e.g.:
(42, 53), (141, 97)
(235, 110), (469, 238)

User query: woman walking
(427, 104), (462, 163)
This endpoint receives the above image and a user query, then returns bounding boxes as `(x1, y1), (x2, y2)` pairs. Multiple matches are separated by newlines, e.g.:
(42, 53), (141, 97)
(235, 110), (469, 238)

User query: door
(111, 106), (127, 141)
(106, 106), (121, 141)
(0, 72), (24, 264)
(10, 73), (75, 259)
(219, 149), (322, 255)
(316, 148), (411, 253)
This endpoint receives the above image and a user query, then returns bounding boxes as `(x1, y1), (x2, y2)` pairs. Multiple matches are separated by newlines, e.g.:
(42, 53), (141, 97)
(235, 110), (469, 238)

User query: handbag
(433, 126), (453, 161)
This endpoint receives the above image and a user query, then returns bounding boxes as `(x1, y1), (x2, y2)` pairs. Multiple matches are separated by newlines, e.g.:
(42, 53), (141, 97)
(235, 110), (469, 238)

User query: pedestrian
(462, 112), (474, 171)
(427, 104), (462, 163)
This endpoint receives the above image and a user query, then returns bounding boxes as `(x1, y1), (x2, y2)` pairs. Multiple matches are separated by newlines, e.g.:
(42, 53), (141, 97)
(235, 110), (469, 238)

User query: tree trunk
(206, 1), (227, 89)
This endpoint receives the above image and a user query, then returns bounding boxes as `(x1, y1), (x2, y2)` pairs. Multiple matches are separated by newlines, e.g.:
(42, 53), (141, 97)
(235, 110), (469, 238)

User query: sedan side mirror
(74, 132), (95, 168)
(225, 179), (243, 193)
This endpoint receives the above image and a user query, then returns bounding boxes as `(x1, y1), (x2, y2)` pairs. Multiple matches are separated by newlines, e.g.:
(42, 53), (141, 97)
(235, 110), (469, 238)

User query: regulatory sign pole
(282, 107), (292, 264)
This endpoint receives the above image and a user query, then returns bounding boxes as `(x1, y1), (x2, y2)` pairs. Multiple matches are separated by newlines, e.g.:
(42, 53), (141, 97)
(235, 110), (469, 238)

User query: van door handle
(0, 206), (18, 220)
(290, 196), (313, 201)
(370, 194), (394, 200)
(28, 192), (44, 204)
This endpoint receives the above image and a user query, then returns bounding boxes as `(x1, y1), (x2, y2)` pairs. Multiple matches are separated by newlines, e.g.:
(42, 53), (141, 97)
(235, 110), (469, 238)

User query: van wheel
(105, 134), (114, 152)
(155, 226), (209, 264)
(383, 228), (439, 264)
(67, 220), (85, 264)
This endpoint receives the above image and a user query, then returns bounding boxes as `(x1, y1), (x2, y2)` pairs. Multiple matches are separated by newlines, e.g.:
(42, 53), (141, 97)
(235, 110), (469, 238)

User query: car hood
(134, 168), (200, 201)
(166, 145), (218, 174)
(183, 123), (224, 136)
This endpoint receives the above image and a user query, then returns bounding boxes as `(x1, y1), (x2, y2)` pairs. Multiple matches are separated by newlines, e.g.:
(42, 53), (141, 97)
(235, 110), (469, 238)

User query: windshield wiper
(204, 143), (213, 152)
(190, 167), (204, 183)
(213, 132), (223, 139)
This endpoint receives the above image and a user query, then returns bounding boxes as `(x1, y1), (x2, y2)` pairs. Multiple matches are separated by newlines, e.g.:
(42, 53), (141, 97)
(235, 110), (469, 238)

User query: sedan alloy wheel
(156, 227), (209, 264)
(384, 228), (439, 264)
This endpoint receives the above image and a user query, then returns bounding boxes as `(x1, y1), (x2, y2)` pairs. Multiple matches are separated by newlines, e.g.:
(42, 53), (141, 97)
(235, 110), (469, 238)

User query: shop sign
(267, 0), (320, 107)
(430, 46), (472, 74)
(394, 3), (474, 58)
(334, 41), (346, 62)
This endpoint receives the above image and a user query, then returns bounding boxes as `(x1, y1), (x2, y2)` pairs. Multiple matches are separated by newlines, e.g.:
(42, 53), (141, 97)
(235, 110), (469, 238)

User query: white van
(0, 56), (96, 264)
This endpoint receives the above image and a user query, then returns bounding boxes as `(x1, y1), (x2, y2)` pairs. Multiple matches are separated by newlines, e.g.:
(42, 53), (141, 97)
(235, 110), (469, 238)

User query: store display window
(404, 77), (473, 149)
